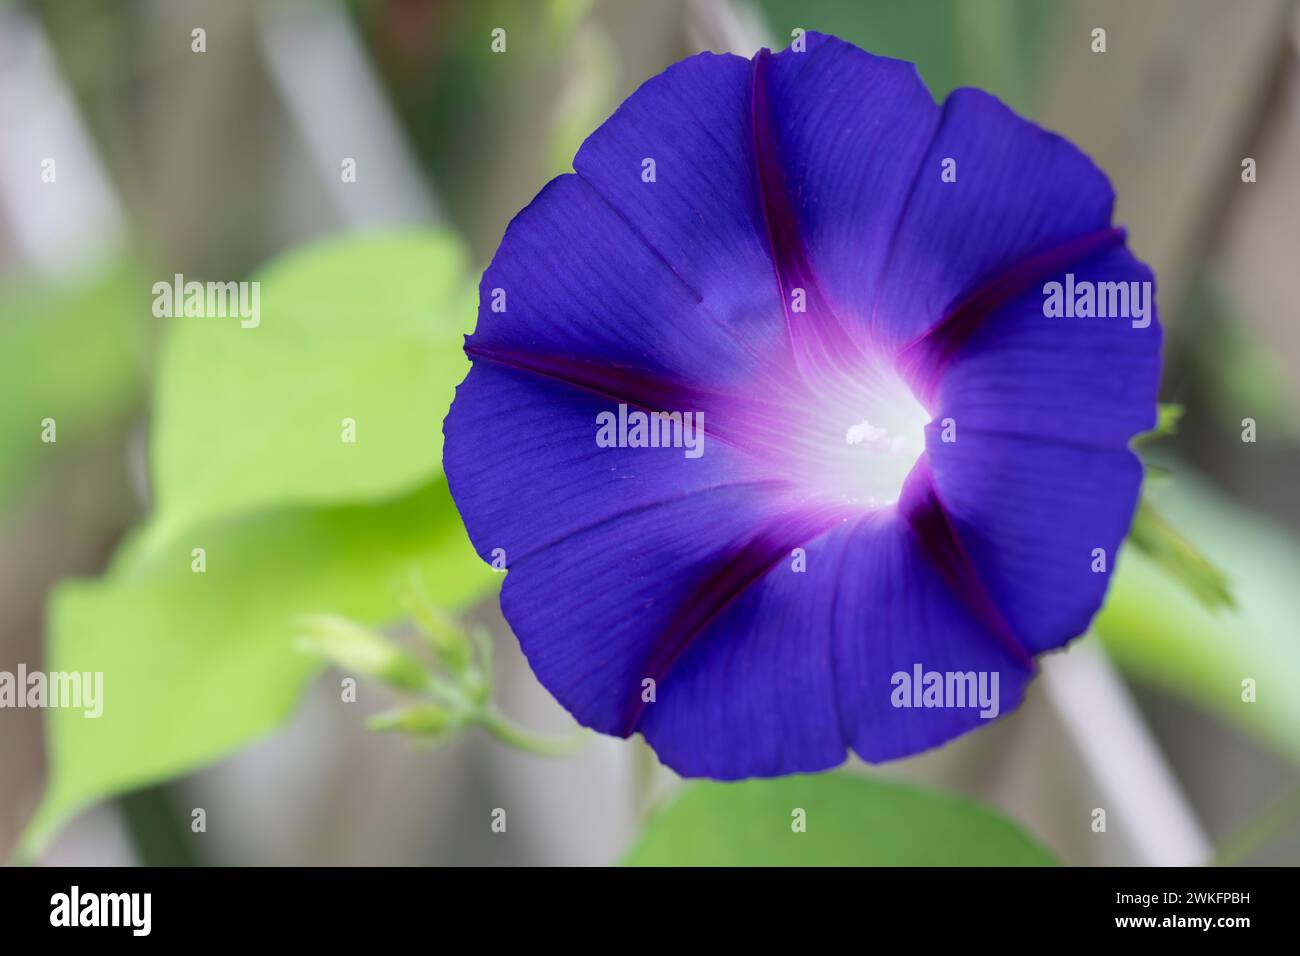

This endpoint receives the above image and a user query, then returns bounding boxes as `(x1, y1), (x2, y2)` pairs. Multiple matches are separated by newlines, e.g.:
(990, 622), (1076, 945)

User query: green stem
(424, 670), (473, 710)
(477, 709), (588, 757)
(1209, 782), (1300, 867)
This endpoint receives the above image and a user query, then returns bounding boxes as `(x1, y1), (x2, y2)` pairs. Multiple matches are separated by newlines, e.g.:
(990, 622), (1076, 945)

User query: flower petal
(933, 245), (1162, 446)
(447, 352), (813, 742)
(497, 472), (803, 738)
(469, 174), (774, 389)
(640, 513), (1034, 777)
(923, 247), (1162, 654)
(828, 515), (1035, 763)
(445, 358), (770, 585)
(756, 34), (940, 354)
(572, 50), (788, 361)
(870, 87), (1117, 351)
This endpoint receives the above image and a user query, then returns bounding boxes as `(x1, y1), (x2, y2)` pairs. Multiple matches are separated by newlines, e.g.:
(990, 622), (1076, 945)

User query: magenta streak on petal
(466, 343), (728, 440)
(617, 506), (846, 736)
(899, 457), (1033, 669)
(896, 226), (1126, 408)
(464, 342), (813, 458)
(750, 49), (867, 381)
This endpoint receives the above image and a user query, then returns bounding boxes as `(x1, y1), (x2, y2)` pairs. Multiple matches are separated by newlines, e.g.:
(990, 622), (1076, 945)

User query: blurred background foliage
(2, 0), (1299, 865)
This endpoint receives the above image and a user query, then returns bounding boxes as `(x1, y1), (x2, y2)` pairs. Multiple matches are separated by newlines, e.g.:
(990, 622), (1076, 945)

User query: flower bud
(367, 703), (460, 737)
(294, 614), (430, 693)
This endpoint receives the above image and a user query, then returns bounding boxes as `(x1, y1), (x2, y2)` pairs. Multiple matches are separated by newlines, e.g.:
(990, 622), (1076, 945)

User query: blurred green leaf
(20, 478), (495, 855)
(623, 773), (1057, 866)
(136, 230), (474, 556)
(1098, 471), (1300, 764)
(20, 229), (498, 855)
(0, 264), (150, 510)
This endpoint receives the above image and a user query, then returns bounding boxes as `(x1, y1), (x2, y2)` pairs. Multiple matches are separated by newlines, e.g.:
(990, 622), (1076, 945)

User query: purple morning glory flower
(443, 32), (1162, 778)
